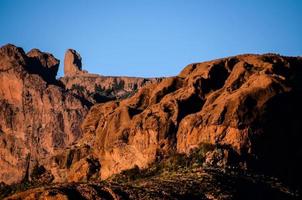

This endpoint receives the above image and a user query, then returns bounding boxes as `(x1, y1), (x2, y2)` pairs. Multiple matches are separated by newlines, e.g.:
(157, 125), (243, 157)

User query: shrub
(94, 84), (105, 94)
(112, 80), (125, 91)
(188, 143), (217, 166)
(71, 84), (85, 93)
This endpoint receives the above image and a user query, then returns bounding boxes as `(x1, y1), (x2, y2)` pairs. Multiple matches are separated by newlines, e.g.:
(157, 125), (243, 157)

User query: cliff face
(80, 54), (302, 185)
(0, 44), (163, 185)
(0, 44), (89, 184)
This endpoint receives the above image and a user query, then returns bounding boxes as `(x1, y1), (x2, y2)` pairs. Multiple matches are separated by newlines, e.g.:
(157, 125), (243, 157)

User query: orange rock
(64, 49), (82, 76)
(80, 54), (302, 180)
(0, 44), (88, 184)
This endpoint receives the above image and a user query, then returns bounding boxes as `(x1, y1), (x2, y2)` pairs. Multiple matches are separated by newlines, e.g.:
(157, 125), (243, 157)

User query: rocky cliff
(0, 44), (89, 185)
(1, 44), (302, 199)
(0, 44), (157, 185)
(79, 53), (302, 188)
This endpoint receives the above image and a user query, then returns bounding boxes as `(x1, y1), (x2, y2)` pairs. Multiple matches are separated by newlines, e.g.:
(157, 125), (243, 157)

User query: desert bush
(71, 84), (85, 93)
(94, 84), (105, 94)
(188, 143), (217, 166)
(112, 80), (125, 91)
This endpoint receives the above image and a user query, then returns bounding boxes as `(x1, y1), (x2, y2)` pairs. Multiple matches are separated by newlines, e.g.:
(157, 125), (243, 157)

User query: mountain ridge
(1, 44), (302, 199)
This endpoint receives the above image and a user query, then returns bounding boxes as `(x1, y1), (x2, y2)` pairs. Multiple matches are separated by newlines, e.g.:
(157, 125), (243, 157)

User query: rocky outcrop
(0, 44), (88, 184)
(27, 48), (59, 80)
(61, 49), (162, 102)
(64, 49), (83, 76)
(0, 44), (163, 185)
(61, 74), (162, 103)
(80, 54), (302, 188)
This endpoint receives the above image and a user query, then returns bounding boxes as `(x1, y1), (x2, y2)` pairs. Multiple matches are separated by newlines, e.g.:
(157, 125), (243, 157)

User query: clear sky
(0, 0), (301, 77)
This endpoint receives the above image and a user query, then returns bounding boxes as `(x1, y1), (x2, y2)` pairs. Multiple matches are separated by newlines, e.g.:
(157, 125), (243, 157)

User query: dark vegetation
(1, 143), (300, 199)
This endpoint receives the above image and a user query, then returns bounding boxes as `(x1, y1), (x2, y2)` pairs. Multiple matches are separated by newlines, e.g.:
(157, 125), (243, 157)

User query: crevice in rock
(86, 157), (100, 180)
(127, 106), (143, 119)
(150, 77), (183, 104)
(198, 62), (230, 95)
(177, 94), (204, 124)
(208, 62), (230, 90)
(217, 106), (227, 125)
(225, 57), (240, 72)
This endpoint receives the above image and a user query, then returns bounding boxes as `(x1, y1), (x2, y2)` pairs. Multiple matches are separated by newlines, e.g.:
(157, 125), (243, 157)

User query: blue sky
(0, 0), (301, 77)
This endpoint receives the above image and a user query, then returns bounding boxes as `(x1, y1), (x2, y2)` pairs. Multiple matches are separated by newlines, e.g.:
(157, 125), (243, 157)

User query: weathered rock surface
(80, 54), (302, 189)
(1, 43), (302, 198)
(0, 44), (89, 184)
(0, 44), (162, 185)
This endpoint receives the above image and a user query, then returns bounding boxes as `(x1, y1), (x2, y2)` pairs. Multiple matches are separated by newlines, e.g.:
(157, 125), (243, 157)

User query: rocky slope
(77, 53), (302, 190)
(3, 167), (298, 200)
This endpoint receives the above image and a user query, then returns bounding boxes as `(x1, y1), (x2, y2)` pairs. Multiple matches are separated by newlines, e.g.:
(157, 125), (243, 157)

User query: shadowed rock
(27, 48), (59, 82)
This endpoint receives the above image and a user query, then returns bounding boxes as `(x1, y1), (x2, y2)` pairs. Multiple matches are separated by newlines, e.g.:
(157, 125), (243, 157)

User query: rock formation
(1, 44), (302, 199)
(61, 75), (162, 103)
(0, 44), (89, 184)
(27, 48), (59, 80)
(0, 44), (162, 185)
(64, 49), (83, 76)
(79, 53), (302, 189)
(61, 49), (162, 102)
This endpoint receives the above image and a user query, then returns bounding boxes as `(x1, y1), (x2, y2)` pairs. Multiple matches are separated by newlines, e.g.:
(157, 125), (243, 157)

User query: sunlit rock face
(0, 44), (162, 184)
(80, 53), (302, 187)
(0, 44), (88, 184)
(64, 49), (82, 76)
(1, 43), (302, 194)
